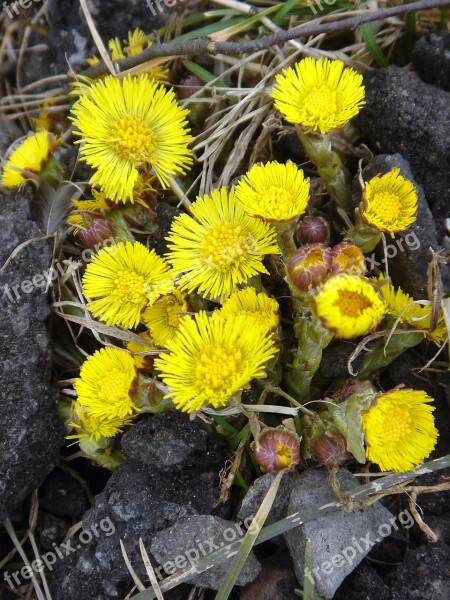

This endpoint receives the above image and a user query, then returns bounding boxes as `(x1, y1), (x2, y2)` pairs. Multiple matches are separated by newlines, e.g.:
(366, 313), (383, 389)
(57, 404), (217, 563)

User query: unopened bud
(313, 433), (350, 466)
(297, 216), (329, 245)
(330, 241), (366, 276)
(288, 243), (331, 291)
(252, 429), (300, 472)
(78, 219), (116, 248)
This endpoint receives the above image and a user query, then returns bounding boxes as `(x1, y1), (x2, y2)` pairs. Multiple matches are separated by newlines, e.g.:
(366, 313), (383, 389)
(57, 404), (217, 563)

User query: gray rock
(356, 66), (450, 254)
(389, 542), (450, 600)
(51, 457), (225, 599)
(237, 471), (302, 527)
(334, 562), (390, 600)
(121, 412), (226, 470)
(357, 153), (439, 298)
(284, 469), (393, 600)
(150, 515), (261, 590)
(0, 192), (64, 524)
(414, 32), (450, 91)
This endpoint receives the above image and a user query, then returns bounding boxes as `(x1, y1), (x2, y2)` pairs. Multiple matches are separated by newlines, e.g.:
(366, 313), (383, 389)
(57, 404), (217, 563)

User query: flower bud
(330, 240), (366, 276)
(336, 380), (376, 403)
(252, 429), (300, 472)
(178, 74), (203, 99)
(313, 433), (350, 466)
(288, 243), (331, 291)
(297, 216), (329, 245)
(78, 219), (116, 248)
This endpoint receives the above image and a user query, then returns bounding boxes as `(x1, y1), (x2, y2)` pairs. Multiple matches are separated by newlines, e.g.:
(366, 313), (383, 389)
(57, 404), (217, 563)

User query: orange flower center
(335, 290), (372, 317)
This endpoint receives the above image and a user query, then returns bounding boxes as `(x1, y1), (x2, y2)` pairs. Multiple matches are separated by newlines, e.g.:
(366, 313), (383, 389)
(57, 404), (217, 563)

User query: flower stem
(296, 126), (351, 211)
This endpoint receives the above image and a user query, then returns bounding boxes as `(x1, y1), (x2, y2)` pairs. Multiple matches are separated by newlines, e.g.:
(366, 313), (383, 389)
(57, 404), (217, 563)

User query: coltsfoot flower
(1, 131), (58, 187)
(82, 241), (173, 329)
(330, 240), (366, 275)
(165, 187), (280, 301)
(252, 429), (300, 472)
(297, 216), (329, 245)
(271, 57), (365, 134)
(69, 400), (135, 441)
(70, 74), (193, 202)
(218, 287), (280, 332)
(361, 168), (418, 235)
(126, 330), (158, 370)
(142, 290), (188, 346)
(74, 347), (138, 422)
(314, 274), (386, 338)
(361, 388), (438, 472)
(234, 161), (310, 222)
(377, 276), (448, 345)
(287, 243), (331, 291)
(154, 311), (279, 412)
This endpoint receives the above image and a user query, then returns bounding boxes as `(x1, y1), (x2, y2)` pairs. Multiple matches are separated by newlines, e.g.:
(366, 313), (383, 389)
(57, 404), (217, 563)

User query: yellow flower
(361, 168), (418, 235)
(219, 288), (279, 332)
(74, 347), (138, 422)
(109, 29), (169, 82)
(271, 57), (365, 134)
(377, 277), (448, 345)
(330, 241), (366, 276)
(315, 274), (386, 338)
(166, 187), (280, 301)
(361, 388), (438, 472)
(70, 74), (193, 202)
(67, 189), (112, 234)
(141, 290), (188, 346)
(82, 241), (173, 328)
(234, 161), (310, 222)
(69, 400), (135, 441)
(126, 330), (158, 370)
(1, 131), (58, 187)
(155, 312), (279, 412)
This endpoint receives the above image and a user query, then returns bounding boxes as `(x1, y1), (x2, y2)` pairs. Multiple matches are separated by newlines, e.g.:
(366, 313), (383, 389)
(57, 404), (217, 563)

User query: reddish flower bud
(337, 380), (375, 403)
(78, 219), (116, 248)
(330, 240), (366, 276)
(313, 433), (350, 466)
(297, 216), (329, 245)
(178, 74), (203, 99)
(252, 429), (300, 472)
(288, 243), (331, 291)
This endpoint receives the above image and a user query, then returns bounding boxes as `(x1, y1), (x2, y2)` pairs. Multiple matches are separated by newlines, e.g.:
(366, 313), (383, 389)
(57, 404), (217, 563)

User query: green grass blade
(360, 23), (389, 67)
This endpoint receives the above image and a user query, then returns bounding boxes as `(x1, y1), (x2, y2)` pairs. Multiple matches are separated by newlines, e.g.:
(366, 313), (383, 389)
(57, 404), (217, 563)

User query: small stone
(284, 468), (393, 599)
(240, 557), (298, 600)
(150, 515), (261, 590)
(334, 562), (390, 600)
(389, 542), (450, 599)
(413, 32), (450, 91)
(121, 412), (226, 470)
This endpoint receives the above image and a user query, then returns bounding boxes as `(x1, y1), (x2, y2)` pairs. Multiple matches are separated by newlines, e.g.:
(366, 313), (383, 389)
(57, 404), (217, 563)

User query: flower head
(126, 330), (158, 370)
(82, 241), (173, 329)
(70, 74), (193, 202)
(287, 243), (331, 291)
(377, 277), (448, 345)
(1, 131), (58, 187)
(234, 161), (310, 222)
(297, 216), (329, 244)
(218, 288), (279, 332)
(361, 168), (418, 235)
(361, 388), (438, 472)
(313, 433), (350, 467)
(69, 400), (135, 441)
(330, 240), (366, 275)
(252, 429), (300, 472)
(315, 274), (386, 338)
(166, 187), (280, 301)
(271, 57), (365, 134)
(155, 312), (279, 412)
(142, 290), (188, 346)
(74, 347), (138, 422)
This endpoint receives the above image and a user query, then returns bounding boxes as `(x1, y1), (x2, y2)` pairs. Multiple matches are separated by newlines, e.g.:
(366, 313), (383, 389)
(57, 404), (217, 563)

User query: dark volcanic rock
(414, 32), (450, 91)
(357, 153), (439, 298)
(51, 457), (224, 599)
(0, 192), (64, 524)
(356, 66), (450, 251)
(389, 542), (450, 599)
(121, 412), (226, 470)
(39, 469), (88, 517)
(334, 562), (390, 600)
